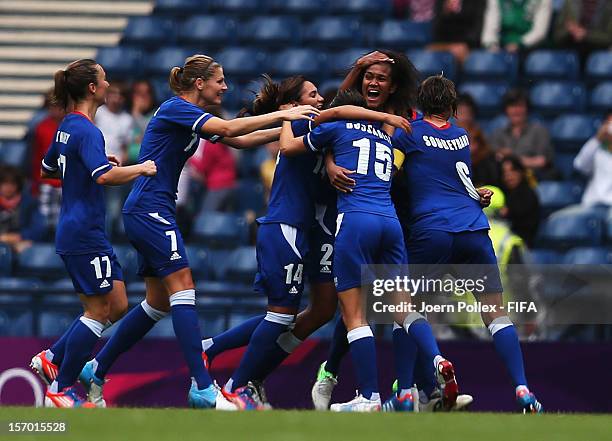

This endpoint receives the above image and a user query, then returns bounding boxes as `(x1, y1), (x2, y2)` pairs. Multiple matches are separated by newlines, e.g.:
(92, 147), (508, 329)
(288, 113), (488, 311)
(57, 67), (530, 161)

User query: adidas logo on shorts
(170, 252), (182, 261)
(289, 286), (298, 295)
(99, 279), (110, 289)
(321, 265), (331, 274)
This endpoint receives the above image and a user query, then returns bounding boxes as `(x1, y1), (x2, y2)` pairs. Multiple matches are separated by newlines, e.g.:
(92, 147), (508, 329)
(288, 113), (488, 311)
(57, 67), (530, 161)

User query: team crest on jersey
(321, 265), (331, 274)
(289, 286), (298, 295)
(99, 279), (110, 289)
(170, 252), (182, 261)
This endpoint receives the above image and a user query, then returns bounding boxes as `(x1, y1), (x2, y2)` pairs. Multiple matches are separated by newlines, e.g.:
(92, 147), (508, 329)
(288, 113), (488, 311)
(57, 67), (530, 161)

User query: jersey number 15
(352, 138), (392, 182)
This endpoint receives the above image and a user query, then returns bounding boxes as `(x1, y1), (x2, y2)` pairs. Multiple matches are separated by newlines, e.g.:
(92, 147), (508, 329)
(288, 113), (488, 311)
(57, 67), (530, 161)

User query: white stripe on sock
(403, 312), (426, 332)
(169, 289), (196, 306)
(347, 326), (373, 343)
(141, 300), (168, 321)
(264, 311), (294, 326)
(201, 337), (214, 352)
(79, 316), (105, 338)
(488, 316), (513, 336)
(276, 331), (302, 354)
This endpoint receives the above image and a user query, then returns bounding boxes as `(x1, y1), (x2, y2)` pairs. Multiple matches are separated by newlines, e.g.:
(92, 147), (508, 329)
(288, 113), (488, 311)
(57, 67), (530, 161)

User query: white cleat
(330, 394), (381, 412)
(312, 362), (338, 410)
(213, 382), (238, 411)
(416, 389), (474, 412)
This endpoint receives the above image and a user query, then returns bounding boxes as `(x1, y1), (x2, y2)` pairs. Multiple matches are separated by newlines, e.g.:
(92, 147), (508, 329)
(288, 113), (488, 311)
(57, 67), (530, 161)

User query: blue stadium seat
(0, 309), (32, 336)
(563, 247), (612, 265)
(375, 20), (431, 49)
(224, 246), (257, 283)
(589, 81), (612, 113)
(235, 179), (265, 214)
(216, 47), (269, 79)
(178, 15), (237, 47)
(554, 153), (578, 180)
(524, 50), (579, 81)
(40, 312), (75, 337)
(0, 244), (12, 277)
(463, 50), (518, 83)
(151, 78), (174, 103)
(48, 278), (75, 294)
(113, 244), (139, 282)
(267, 0), (327, 15)
(96, 47), (143, 79)
(17, 244), (64, 279)
(209, 0), (263, 14)
(185, 245), (212, 280)
(478, 114), (508, 135)
(526, 248), (562, 264)
(237, 148), (269, 178)
(144, 47), (195, 77)
(328, 0), (392, 18)
(271, 48), (328, 79)
(459, 82), (509, 116)
(407, 50), (456, 81)
(122, 17), (176, 47)
(192, 211), (248, 248)
(329, 48), (370, 77)
(305, 17), (362, 49)
(240, 16), (300, 48)
(0, 277), (40, 292)
(536, 206), (604, 249)
(0, 140), (28, 169)
(551, 114), (600, 152)
(535, 181), (583, 216)
(318, 79), (343, 97)
(530, 81), (586, 115)
(585, 51), (612, 83)
(154, 0), (207, 15)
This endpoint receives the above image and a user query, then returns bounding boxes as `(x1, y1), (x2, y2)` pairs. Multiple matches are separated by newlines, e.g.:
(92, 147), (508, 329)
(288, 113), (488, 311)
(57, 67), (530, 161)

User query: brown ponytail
(239, 74), (309, 117)
(169, 54), (220, 95)
(52, 59), (99, 110)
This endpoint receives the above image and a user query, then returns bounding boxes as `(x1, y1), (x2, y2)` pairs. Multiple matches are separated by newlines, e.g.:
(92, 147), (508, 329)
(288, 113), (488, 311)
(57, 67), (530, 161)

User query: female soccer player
(76, 54), (319, 409)
(30, 59), (157, 407)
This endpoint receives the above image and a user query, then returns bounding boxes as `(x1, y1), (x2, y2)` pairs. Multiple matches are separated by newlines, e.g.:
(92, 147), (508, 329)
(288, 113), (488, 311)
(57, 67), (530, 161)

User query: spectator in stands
(455, 92), (479, 132)
(490, 88), (555, 180)
(553, 0), (612, 63)
(393, 0), (435, 21)
(188, 106), (237, 212)
(573, 110), (612, 207)
(95, 82), (133, 164)
(0, 165), (45, 253)
(429, 0), (487, 64)
(31, 90), (64, 234)
(481, 0), (553, 52)
(499, 155), (540, 247)
(127, 80), (157, 164)
(470, 126), (502, 187)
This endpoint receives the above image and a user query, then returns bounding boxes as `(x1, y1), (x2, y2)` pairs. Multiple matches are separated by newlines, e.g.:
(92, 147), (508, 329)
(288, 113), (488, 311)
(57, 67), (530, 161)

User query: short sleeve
(163, 99), (213, 134)
(79, 129), (112, 181)
(42, 140), (59, 173)
(304, 122), (336, 152)
(291, 118), (313, 137)
(392, 128), (418, 154)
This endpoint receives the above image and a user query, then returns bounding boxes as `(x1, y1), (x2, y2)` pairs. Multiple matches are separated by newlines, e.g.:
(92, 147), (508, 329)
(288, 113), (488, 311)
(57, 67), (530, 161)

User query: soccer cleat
(247, 380), (272, 410)
(516, 386), (543, 414)
(435, 358), (459, 410)
(381, 391), (414, 412)
(220, 385), (264, 410)
(187, 379), (218, 409)
(417, 389), (474, 412)
(78, 360), (106, 408)
(330, 393), (381, 412)
(30, 350), (58, 385)
(45, 387), (96, 408)
(311, 362), (338, 410)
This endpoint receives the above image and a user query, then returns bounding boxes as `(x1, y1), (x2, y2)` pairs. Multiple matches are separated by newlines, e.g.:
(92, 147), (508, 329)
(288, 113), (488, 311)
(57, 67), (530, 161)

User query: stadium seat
(48, 278), (76, 294)
(554, 153), (579, 180)
(585, 51), (612, 83)
(240, 16), (300, 48)
(271, 48), (328, 79)
(305, 17), (363, 49)
(144, 47), (195, 77)
(589, 82), (612, 113)
(524, 50), (579, 81)
(407, 50), (456, 81)
(0, 277), (40, 292)
(237, 148), (269, 178)
(478, 115), (508, 135)
(122, 17), (176, 47)
(375, 20), (432, 49)
(16, 244), (64, 279)
(536, 181), (583, 216)
(0, 140), (28, 169)
(235, 179), (265, 214)
(96, 47), (143, 79)
(536, 206), (604, 249)
(463, 50), (518, 83)
(185, 245), (212, 281)
(459, 82), (509, 116)
(530, 81), (586, 116)
(550, 114), (600, 152)
(40, 312), (76, 337)
(328, 0), (392, 18)
(209, 0), (263, 15)
(224, 246), (257, 283)
(0, 309), (32, 336)
(154, 0), (207, 15)
(607, 211), (612, 244)
(318, 79), (343, 97)
(267, 0), (327, 16)
(216, 47), (269, 79)
(151, 78), (174, 103)
(563, 247), (612, 265)
(178, 15), (237, 47)
(328, 48), (371, 77)
(526, 248), (562, 264)
(192, 211), (248, 248)
(0, 244), (12, 277)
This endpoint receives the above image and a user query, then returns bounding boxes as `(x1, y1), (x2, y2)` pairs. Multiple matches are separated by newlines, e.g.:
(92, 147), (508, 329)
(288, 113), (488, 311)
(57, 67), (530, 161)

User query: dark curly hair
(238, 74), (312, 116)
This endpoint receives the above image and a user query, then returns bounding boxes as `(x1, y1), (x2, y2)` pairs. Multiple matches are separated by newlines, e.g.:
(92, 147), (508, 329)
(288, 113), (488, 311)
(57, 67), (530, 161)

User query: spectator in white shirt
(574, 111), (612, 207)
(95, 83), (134, 164)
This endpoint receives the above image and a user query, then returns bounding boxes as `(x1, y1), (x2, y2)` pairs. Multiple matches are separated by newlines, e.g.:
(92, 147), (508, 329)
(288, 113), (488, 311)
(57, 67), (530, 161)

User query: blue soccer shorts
(61, 251), (123, 295)
(333, 211), (407, 292)
(306, 204), (336, 286)
(254, 223), (309, 309)
(122, 211), (189, 278)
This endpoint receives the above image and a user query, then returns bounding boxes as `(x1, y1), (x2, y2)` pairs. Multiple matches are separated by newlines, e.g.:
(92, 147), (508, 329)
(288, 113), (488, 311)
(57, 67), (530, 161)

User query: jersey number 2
(352, 138), (392, 182)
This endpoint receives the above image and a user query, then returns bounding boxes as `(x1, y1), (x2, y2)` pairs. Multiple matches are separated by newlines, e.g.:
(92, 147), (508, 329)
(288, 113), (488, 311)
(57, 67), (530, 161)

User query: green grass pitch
(1, 408), (610, 441)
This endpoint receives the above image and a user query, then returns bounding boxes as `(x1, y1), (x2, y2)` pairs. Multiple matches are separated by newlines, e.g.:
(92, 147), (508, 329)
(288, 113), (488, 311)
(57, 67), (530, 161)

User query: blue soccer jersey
(305, 120), (396, 218)
(258, 119), (320, 230)
(393, 120), (489, 233)
(123, 96), (219, 214)
(42, 112), (112, 255)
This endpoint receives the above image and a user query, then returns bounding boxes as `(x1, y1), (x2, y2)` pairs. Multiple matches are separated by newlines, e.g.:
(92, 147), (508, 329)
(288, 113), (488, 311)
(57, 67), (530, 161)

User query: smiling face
(92, 64), (109, 107)
(361, 63), (396, 110)
(296, 80), (324, 109)
(200, 66), (228, 106)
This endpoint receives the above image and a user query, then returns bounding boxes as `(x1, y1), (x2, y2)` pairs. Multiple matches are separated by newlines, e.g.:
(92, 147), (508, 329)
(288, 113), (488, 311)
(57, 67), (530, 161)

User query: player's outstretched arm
(222, 127), (280, 150)
(96, 160), (157, 186)
(313, 106), (411, 132)
(201, 105), (319, 138)
(279, 120), (308, 156)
